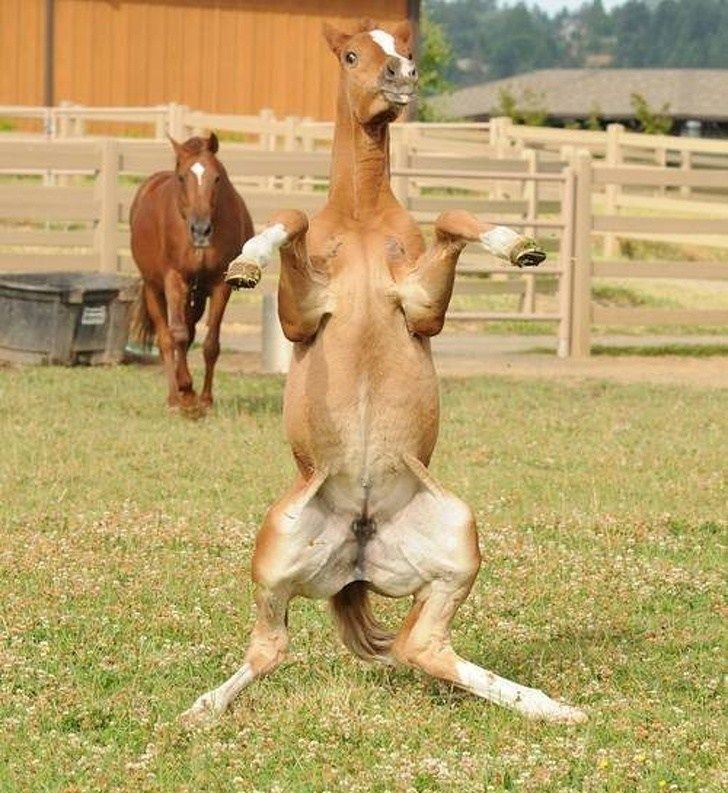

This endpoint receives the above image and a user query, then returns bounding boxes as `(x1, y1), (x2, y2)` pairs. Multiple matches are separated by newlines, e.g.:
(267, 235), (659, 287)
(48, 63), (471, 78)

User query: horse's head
(168, 133), (225, 248)
(323, 19), (418, 125)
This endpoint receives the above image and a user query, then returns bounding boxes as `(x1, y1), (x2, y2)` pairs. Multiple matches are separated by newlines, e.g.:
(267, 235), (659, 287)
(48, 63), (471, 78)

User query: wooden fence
(0, 119), (727, 357)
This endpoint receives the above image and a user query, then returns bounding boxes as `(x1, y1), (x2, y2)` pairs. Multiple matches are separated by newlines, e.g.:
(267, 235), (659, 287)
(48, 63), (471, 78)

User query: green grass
(1, 365), (726, 791)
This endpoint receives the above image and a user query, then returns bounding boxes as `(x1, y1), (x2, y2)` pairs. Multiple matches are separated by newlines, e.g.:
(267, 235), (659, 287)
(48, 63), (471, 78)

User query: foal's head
(324, 19), (418, 125)
(169, 133), (225, 248)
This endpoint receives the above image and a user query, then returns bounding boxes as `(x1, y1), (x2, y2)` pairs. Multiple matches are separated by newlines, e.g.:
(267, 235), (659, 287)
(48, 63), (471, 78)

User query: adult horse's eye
(214, 175), (220, 183)
(345, 51), (358, 66)
(178, 174), (185, 183)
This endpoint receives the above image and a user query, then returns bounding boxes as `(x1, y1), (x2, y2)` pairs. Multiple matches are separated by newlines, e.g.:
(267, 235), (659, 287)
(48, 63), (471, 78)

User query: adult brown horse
(129, 133), (253, 409)
(184, 21), (586, 725)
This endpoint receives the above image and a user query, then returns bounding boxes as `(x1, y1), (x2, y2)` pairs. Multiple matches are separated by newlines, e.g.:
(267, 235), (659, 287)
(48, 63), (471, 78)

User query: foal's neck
(328, 82), (396, 220)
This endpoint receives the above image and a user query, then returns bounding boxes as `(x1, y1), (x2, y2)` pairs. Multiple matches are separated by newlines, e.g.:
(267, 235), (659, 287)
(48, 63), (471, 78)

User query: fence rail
(1, 108), (727, 356)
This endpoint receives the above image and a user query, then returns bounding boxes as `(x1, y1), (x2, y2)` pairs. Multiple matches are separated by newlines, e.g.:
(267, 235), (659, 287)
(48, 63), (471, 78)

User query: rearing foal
(184, 20), (586, 724)
(130, 133), (253, 409)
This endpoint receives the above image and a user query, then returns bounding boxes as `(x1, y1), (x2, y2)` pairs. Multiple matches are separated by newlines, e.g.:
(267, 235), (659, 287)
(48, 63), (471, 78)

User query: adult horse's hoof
(225, 258), (262, 289)
(511, 239), (546, 268)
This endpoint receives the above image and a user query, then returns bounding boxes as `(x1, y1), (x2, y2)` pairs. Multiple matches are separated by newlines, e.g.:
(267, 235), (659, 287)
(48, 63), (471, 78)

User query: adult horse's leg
(199, 279), (231, 408)
(226, 210), (330, 342)
(143, 284), (179, 406)
(398, 210), (545, 336)
(163, 269), (196, 408)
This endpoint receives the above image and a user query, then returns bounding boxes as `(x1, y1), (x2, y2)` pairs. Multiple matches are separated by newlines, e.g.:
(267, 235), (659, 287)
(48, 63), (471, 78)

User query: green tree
(496, 87), (548, 127)
(630, 92), (673, 134)
(416, 11), (454, 121)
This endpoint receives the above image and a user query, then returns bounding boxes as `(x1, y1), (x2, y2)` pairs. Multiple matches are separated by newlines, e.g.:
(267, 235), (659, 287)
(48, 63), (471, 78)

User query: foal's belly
(284, 312), (439, 514)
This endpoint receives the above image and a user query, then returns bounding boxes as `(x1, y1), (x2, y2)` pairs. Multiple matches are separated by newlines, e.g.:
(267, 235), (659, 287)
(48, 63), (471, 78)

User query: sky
(500, 0), (627, 13)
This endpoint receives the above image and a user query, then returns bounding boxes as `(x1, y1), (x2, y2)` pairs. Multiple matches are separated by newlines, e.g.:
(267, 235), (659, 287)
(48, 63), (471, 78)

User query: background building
(1, 0), (420, 121)
(436, 68), (728, 136)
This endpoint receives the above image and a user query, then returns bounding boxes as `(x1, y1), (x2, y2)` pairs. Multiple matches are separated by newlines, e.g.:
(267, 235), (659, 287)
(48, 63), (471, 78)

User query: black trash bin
(0, 272), (141, 365)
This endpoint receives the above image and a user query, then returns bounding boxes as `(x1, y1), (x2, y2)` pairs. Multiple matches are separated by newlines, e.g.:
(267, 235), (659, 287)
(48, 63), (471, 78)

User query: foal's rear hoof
(225, 259), (262, 289)
(179, 693), (222, 730)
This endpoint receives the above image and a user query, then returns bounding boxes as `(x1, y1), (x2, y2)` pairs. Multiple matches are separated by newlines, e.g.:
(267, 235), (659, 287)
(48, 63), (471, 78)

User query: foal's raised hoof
(225, 259), (262, 289)
(510, 239), (546, 268)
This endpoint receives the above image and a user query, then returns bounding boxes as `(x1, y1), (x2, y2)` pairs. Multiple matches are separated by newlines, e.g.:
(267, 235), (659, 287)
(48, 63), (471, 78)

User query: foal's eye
(214, 175), (220, 183)
(178, 174), (185, 183)
(344, 51), (358, 66)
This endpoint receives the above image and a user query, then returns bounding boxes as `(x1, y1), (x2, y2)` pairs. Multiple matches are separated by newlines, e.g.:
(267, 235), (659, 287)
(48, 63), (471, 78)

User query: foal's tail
(330, 581), (395, 662)
(127, 286), (156, 350)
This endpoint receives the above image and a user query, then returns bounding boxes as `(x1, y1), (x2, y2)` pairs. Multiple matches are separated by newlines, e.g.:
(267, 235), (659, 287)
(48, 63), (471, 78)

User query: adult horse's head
(323, 19), (418, 125)
(168, 133), (224, 248)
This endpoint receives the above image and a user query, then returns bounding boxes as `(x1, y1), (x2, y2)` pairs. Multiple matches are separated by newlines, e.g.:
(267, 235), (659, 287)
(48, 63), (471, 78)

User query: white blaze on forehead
(190, 161), (205, 186)
(369, 29), (409, 65)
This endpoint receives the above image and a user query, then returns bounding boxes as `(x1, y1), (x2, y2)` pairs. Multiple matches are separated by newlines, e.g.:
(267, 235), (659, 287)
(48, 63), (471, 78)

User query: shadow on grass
(591, 343), (728, 358)
(217, 391), (284, 417)
(523, 344), (728, 358)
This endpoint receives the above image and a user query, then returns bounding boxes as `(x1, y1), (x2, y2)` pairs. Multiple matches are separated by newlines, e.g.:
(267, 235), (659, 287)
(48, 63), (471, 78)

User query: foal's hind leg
(384, 460), (587, 724)
(181, 471), (354, 727)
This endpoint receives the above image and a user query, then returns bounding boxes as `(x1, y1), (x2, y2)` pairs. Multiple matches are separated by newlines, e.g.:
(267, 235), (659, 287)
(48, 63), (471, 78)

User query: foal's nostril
(386, 64), (396, 78)
(203, 222), (212, 237)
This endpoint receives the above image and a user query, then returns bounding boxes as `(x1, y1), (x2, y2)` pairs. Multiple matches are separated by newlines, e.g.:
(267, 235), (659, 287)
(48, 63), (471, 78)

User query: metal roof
(436, 69), (728, 121)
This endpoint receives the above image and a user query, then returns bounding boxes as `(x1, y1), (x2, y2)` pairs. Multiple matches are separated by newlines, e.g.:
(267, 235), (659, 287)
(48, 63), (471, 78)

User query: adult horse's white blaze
(190, 161), (205, 186)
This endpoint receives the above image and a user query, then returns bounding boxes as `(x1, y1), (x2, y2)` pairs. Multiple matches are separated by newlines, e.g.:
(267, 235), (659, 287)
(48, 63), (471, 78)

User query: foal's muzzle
(380, 56), (417, 106)
(189, 217), (213, 248)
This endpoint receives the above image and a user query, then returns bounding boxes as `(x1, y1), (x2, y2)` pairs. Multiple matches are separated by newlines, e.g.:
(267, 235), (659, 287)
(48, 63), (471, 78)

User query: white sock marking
(456, 659), (586, 722)
(190, 161), (205, 186)
(240, 223), (288, 270)
(480, 226), (522, 260)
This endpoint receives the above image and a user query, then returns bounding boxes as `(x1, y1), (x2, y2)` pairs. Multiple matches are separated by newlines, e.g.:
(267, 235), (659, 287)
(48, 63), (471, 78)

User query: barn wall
(0, 0), (45, 106)
(42, 0), (408, 121)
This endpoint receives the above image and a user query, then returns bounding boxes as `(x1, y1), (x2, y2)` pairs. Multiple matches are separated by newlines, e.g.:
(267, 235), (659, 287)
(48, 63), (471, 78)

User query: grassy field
(1, 364), (726, 792)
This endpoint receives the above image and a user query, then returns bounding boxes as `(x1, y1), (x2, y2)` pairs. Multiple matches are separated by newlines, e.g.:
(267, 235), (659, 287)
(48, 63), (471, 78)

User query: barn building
(1, 0), (420, 121)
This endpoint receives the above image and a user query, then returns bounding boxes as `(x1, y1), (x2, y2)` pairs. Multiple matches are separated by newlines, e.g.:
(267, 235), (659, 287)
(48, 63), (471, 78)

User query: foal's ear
(206, 132), (219, 154)
(323, 22), (351, 56)
(358, 18), (378, 32)
(392, 19), (414, 51)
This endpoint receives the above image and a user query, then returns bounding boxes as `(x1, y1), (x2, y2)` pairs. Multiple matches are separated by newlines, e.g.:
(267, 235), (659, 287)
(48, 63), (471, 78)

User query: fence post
(680, 149), (692, 198)
(95, 138), (120, 272)
(557, 166), (576, 358)
(261, 293), (292, 374)
(390, 123), (411, 206)
(570, 150), (593, 357)
(167, 102), (186, 139)
(282, 115), (298, 193)
(604, 123), (623, 258)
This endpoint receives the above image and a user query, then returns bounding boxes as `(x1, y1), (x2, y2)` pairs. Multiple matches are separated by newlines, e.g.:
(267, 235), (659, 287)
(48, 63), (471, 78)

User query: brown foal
(183, 21), (586, 724)
(129, 134), (253, 409)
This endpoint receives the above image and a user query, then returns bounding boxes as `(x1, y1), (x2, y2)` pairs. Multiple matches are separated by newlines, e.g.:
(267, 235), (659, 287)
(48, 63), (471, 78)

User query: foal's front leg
(398, 210), (545, 336)
(226, 210), (330, 342)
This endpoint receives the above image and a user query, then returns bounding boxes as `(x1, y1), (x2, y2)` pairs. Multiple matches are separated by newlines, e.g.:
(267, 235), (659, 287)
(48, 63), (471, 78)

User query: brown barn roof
(436, 69), (728, 121)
